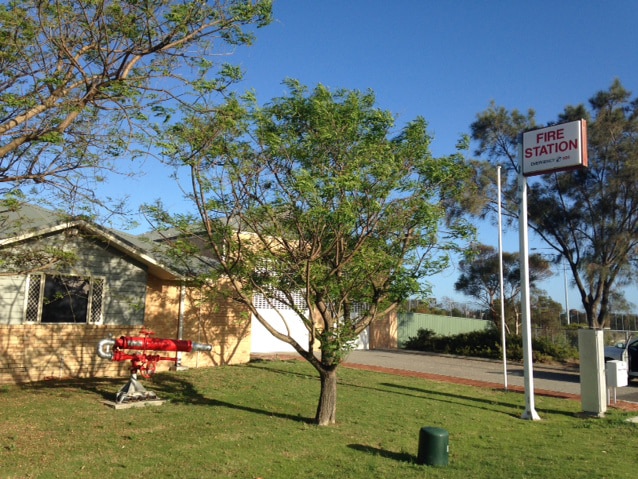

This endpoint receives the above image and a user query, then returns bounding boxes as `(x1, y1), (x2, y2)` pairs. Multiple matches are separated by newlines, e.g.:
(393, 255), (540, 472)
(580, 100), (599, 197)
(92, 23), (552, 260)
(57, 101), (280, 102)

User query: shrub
(402, 328), (438, 351)
(403, 328), (578, 363)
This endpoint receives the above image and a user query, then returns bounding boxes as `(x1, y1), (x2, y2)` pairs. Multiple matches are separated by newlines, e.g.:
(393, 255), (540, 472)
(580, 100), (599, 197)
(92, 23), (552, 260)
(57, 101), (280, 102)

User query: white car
(604, 336), (638, 382)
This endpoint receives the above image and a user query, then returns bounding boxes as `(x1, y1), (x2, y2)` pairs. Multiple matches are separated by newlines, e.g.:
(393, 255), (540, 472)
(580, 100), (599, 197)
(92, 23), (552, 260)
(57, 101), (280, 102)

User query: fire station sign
(522, 120), (588, 176)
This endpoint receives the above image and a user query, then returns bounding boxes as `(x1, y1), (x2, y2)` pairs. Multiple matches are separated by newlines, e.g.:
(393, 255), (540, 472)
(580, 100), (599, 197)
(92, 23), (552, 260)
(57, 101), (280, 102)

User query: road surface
(343, 349), (638, 406)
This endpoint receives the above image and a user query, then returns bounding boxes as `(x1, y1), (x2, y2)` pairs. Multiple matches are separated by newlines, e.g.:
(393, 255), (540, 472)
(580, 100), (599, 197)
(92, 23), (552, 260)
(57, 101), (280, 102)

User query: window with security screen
(25, 273), (105, 324)
(253, 290), (306, 310)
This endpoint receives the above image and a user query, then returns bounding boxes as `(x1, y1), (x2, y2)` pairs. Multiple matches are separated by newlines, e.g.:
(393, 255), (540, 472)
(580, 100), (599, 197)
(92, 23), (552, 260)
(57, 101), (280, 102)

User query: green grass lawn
(1, 358), (636, 479)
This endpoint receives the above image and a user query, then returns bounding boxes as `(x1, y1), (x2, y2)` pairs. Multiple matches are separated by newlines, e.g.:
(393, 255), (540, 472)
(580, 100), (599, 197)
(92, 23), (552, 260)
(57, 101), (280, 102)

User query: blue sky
(117, 0), (638, 309)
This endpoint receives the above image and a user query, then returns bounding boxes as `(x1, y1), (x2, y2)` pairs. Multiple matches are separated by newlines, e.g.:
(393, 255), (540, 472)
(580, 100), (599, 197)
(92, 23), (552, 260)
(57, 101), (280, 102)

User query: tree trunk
(315, 368), (338, 426)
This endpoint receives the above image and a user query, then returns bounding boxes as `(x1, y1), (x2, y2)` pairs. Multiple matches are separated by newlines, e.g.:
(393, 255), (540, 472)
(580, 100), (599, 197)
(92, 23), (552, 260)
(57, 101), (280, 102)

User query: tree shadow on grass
(151, 372), (315, 424)
(347, 444), (415, 464)
(191, 360), (578, 419)
(18, 371), (315, 424)
(242, 362), (530, 418)
(380, 382), (578, 418)
(19, 376), (125, 402)
(246, 360), (317, 380)
(244, 361), (528, 417)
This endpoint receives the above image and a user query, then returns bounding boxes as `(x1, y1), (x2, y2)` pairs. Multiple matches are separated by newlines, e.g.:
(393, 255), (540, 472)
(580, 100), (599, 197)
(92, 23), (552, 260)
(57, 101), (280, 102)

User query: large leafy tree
(0, 0), (272, 208)
(471, 80), (638, 328)
(149, 81), (479, 425)
(454, 244), (552, 332)
(530, 292), (563, 331)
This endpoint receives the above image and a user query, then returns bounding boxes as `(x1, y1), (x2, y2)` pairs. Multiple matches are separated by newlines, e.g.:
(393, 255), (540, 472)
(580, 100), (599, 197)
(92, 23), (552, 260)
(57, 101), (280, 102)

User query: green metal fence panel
(398, 313), (492, 347)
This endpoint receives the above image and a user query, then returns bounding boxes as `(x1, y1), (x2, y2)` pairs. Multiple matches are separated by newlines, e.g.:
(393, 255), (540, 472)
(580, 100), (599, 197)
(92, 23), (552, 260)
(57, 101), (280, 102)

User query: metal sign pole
(518, 136), (541, 421)
(497, 166), (508, 391)
(516, 119), (587, 420)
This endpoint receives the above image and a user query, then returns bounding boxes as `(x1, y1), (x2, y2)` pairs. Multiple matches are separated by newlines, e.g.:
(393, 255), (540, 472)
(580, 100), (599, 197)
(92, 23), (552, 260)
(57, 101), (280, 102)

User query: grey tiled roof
(0, 203), (212, 281)
(0, 203), (71, 239)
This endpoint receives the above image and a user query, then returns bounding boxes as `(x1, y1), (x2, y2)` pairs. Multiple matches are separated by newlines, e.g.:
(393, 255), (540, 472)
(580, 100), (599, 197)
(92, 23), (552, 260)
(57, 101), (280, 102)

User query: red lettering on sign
(536, 128), (565, 144)
(524, 139), (578, 159)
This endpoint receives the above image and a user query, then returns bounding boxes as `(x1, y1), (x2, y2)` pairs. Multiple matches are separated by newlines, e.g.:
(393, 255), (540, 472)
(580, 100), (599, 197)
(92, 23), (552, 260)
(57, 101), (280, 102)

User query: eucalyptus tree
(150, 80), (480, 425)
(471, 80), (638, 328)
(0, 0), (272, 207)
(454, 244), (552, 332)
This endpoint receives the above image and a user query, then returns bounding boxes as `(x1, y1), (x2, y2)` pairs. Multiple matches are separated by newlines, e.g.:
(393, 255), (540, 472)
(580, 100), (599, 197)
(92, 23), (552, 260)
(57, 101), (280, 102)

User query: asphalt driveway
(343, 349), (638, 407)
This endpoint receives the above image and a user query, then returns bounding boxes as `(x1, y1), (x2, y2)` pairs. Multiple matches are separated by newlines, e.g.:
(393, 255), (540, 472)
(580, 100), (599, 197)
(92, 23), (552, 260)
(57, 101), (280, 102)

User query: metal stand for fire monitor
(102, 373), (166, 409)
(115, 373), (158, 403)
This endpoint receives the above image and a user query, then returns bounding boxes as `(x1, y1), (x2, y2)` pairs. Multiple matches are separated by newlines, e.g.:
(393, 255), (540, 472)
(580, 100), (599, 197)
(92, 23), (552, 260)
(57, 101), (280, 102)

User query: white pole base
(521, 409), (541, 421)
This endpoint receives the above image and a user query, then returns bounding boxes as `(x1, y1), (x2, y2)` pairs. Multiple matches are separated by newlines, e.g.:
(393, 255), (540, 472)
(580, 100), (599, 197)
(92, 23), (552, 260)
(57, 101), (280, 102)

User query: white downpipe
(176, 282), (186, 367)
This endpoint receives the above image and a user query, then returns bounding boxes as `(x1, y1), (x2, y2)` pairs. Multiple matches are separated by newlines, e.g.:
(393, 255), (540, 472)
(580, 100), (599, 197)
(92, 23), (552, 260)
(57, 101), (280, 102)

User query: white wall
(251, 309), (310, 353)
(251, 309), (370, 353)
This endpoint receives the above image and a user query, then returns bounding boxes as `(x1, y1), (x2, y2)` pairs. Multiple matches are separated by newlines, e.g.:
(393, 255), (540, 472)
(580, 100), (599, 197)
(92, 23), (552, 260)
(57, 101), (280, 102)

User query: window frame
(24, 273), (105, 325)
